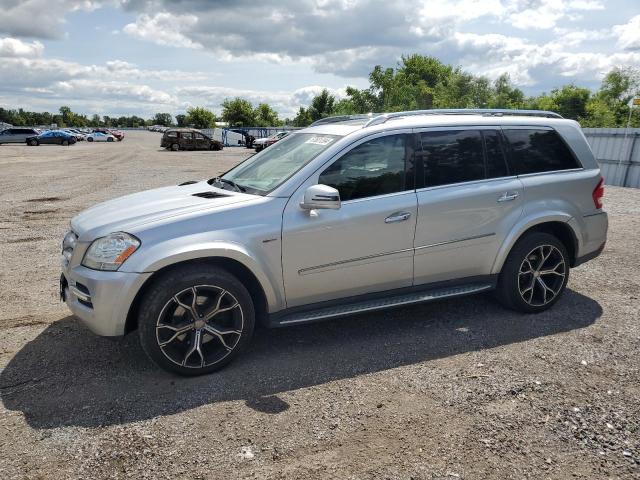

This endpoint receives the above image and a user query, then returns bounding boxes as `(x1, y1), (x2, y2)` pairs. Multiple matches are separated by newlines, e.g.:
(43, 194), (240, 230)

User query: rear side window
(503, 128), (580, 175)
(181, 132), (194, 139)
(420, 130), (485, 187)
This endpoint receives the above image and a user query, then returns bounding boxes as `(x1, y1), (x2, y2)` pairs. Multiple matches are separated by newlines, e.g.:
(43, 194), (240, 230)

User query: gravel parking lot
(0, 130), (638, 479)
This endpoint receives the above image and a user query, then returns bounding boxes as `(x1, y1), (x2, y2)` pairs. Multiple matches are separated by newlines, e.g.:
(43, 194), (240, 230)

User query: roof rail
(363, 108), (563, 127)
(309, 113), (381, 126)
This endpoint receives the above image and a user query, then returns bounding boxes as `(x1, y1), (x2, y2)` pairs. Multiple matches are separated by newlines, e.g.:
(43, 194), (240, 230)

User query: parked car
(161, 128), (223, 151)
(94, 128), (124, 141)
(60, 109), (608, 376)
(63, 129), (87, 141)
(0, 127), (40, 144)
(253, 131), (288, 152)
(27, 130), (77, 146)
(86, 132), (116, 142)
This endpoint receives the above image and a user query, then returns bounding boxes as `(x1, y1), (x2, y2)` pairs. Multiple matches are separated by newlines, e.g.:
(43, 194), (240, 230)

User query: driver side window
(319, 134), (408, 201)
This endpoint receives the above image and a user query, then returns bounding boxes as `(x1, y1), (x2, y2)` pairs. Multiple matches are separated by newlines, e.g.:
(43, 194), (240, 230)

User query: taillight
(592, 176), (604, 209)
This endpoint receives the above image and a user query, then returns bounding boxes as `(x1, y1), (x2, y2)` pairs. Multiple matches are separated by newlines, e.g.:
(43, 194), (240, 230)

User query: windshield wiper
(211, 177), (246, 193)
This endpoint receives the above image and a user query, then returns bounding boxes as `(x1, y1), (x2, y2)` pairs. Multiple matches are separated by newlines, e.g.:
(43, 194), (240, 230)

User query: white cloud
(1, 1), (640, 117)
(123, 13), (202, 49)
(0, 0), (105, 39)
(0, 37), (44, 57)
(613, 14), (640, 51)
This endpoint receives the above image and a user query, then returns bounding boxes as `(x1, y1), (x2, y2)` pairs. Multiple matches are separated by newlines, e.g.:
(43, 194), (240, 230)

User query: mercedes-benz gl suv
(60, 109), (608, 375)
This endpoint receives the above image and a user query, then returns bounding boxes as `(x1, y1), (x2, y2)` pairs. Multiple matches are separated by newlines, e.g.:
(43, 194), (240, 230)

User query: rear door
(413, 127), (524, 286)
(194, 132), (209, 150)
(16, 129), (34, 142)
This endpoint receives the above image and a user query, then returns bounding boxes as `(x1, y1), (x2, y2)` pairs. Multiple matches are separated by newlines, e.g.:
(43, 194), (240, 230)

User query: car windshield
(215, 133), (340, 195)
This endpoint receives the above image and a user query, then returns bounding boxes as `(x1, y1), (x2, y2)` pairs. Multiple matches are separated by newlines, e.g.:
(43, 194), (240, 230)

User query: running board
(272, 283), (493, 326)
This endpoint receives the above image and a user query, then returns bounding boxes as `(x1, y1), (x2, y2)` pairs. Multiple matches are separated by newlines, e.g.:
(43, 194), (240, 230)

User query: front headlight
(82, 232), (140, 271)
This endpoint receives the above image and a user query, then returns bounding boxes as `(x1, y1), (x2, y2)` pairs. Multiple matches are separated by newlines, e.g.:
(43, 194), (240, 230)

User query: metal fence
(583, 128), (640, 188)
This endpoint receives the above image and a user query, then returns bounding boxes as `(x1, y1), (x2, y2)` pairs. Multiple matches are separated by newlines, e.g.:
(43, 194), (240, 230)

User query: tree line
(2, 55), (638, 129)
(290, 56), (640, 128)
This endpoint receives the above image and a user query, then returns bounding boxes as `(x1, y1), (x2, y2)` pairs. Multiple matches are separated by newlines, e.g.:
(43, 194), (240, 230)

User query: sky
(0, 0), (639, 119)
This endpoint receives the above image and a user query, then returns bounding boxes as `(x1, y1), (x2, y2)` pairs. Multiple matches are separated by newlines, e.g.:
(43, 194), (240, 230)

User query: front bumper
(60, 264), (151, 336)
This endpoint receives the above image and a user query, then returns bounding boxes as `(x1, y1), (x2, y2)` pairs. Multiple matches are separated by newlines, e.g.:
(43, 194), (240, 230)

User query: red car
(253, 131), (289, 152)
(94, 128), (125, 141)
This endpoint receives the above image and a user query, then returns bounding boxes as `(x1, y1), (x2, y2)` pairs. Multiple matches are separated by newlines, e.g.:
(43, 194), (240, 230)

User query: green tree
(185, 106), (216, 129)
(58, 106), (72, 127)
(488, 74), (525, 109)
(332, 98), (358, 115)
(308, 89), (335, 121)
(153, 112), (173, 126)
(175, 114), (187, 127)
(89, 114), (102, 127)
(527, 85), (591, 120)
(221, 98), (256, 126)
(292, 107), (313, 127)
(254, 103), (281, 126)
(344, 86), (380, 113)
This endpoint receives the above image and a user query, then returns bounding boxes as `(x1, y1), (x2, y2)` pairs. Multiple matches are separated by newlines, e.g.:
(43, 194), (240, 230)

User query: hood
(71, 181), (254, 240)
(253, 137), (270, 145)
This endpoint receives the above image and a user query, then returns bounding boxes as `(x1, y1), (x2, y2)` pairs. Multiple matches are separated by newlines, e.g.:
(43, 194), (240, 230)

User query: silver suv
(60, 109), (608, 375)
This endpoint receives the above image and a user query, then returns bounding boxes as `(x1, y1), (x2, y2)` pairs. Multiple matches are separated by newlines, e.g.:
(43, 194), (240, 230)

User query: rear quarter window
(503, 128), (580, 175)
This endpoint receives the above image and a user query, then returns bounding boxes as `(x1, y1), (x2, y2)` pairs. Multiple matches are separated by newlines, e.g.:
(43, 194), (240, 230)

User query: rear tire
(495, 232), (569, 313)
(138, 265), (256, 376)
(29, 139), (38, 146)
(62, 140), (69, 146)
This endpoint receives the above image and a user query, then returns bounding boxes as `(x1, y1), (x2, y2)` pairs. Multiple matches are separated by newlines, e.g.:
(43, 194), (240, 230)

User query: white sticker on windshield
(305, 136), (334, 146)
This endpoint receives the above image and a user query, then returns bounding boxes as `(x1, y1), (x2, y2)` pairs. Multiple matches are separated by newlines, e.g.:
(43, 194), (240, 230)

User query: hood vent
(192, 191), (230, 199)
(179, 180), (198, 186)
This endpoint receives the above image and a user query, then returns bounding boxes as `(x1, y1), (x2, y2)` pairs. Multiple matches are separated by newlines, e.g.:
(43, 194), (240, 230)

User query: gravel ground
(0, 131), (638, 479)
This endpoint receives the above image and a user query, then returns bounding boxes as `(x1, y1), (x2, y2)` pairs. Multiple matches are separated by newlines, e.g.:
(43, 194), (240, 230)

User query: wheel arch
(492, 216), (579, 274)
(125, 256), (270, 334)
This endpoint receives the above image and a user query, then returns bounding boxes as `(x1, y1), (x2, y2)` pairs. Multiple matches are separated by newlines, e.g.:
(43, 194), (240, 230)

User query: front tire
(107, 137), (114, 142)
(87, 137), (94, 142)
(29, 139), (38, 146)
(138, 266), (255, 376)
(62, 140), (69, 146)
(171, 143), (179, 151)
(496, 232), (569, 313)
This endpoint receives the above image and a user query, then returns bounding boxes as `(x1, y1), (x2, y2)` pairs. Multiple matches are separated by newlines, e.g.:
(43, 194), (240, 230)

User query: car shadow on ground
(0, 289), (601, 429)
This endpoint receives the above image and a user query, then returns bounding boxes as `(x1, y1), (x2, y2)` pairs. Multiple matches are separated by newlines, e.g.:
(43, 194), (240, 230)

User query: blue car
(26, 130), (77, 146)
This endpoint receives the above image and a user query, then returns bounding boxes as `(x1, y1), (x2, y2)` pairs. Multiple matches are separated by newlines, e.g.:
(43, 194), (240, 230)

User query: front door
(195, 132), (209, 150)
(282, 132), (417, 308)
(412, 127), (524, 285)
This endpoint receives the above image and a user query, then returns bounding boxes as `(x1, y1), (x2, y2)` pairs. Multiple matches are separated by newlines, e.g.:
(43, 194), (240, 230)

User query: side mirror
(300, 184), (341, 210)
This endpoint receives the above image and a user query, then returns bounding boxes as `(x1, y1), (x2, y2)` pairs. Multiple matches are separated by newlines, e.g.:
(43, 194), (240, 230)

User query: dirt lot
(0, 130), (638, 479)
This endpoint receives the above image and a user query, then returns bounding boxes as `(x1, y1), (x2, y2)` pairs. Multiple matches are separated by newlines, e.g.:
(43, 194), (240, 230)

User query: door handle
(385, 211), (411, 223)
(497, 192), (519, 203)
